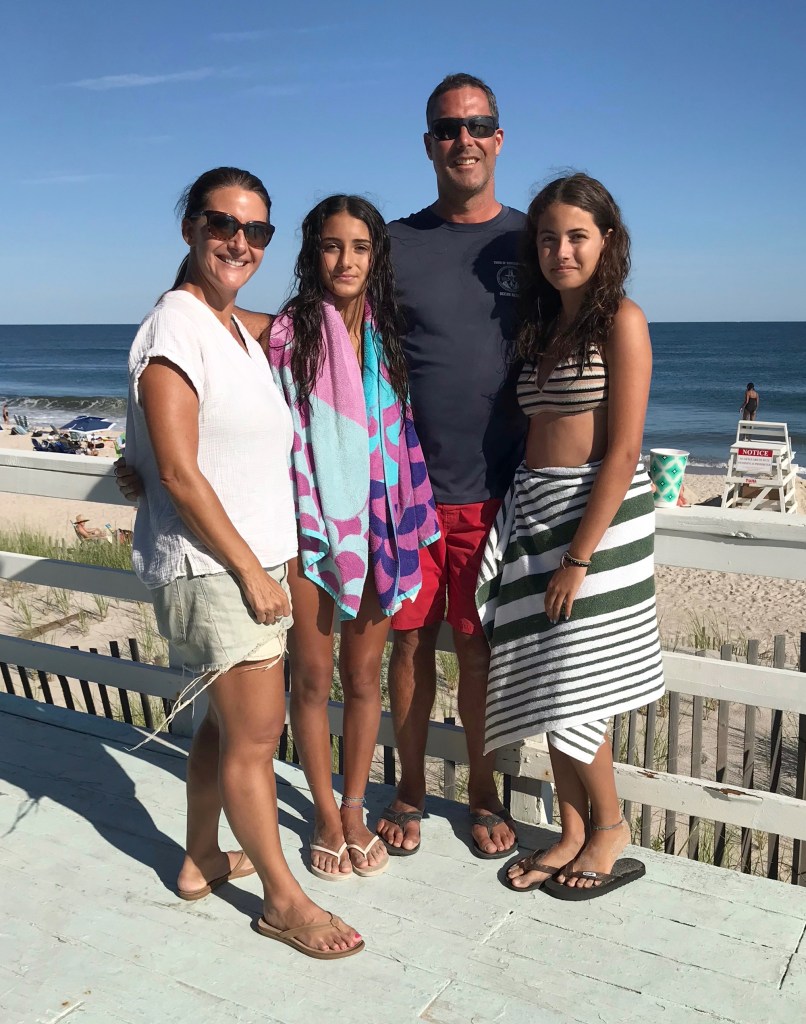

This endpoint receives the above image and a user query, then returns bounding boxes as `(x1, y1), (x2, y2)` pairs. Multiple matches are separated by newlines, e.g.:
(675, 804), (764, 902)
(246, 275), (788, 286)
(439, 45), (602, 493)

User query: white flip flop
(346, 834), (389, 877)
(309, 841), (353, 882)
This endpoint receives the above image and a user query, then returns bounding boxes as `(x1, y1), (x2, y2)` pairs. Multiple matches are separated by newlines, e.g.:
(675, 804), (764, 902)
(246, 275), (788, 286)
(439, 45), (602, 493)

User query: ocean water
(1, 321), (803, 469)
(645, 322), (804, 469)
(0, 324), (131, 427)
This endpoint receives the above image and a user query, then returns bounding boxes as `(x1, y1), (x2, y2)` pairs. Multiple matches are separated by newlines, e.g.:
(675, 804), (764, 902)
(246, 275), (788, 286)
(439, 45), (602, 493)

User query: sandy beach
(0, 427), (135, 543)
(653, 469), (806, 660)
(1, 428), (804, 663)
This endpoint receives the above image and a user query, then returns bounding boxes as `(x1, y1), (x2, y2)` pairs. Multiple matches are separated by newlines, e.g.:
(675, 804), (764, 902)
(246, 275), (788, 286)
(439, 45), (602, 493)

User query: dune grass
(0, 527), (132, 569)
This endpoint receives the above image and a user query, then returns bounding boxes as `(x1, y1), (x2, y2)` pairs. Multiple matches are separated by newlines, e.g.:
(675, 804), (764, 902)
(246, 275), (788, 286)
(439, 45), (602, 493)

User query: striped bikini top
(517, 347), (608, 417)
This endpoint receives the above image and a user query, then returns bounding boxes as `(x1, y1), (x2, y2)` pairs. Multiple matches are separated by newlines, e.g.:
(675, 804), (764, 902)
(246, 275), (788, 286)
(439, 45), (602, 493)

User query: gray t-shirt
(389, 205), (528, 504)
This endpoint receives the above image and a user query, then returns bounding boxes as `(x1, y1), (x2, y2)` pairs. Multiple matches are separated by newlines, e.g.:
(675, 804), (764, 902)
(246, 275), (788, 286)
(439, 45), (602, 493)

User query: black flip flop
(504, 849), (564, 892)
(543, 857), (646, 900)
(376, 806), (423, 857)
(470, 809), (519, 859)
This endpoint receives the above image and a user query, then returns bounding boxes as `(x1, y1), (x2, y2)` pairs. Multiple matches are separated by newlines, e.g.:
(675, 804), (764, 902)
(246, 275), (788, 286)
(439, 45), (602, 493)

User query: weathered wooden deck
(1, 693), (804, 1024)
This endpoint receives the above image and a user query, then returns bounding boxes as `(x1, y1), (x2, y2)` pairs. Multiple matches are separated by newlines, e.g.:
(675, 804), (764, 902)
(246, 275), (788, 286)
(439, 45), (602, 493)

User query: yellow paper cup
(649, 449), (689, 507)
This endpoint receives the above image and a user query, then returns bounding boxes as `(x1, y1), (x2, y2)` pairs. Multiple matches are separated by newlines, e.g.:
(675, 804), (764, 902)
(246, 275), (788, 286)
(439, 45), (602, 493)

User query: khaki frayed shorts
(151, 562), (293, 674)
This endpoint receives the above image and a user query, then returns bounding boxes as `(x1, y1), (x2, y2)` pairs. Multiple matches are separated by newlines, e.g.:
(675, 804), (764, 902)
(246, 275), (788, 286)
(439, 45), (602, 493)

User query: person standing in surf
(741, 382), (759, 421)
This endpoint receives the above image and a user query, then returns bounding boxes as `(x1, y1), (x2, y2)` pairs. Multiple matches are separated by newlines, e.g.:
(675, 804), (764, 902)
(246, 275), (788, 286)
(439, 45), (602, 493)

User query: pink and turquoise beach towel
(268, 297), (439, 620)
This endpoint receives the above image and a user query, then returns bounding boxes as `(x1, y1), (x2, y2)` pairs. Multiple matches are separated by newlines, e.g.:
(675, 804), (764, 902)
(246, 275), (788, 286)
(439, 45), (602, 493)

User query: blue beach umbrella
(59, 415), (115, 434)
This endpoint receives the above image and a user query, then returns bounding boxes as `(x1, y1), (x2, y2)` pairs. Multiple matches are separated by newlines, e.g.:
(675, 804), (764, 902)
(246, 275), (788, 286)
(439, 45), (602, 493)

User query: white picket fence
(1, 449), (805, 881)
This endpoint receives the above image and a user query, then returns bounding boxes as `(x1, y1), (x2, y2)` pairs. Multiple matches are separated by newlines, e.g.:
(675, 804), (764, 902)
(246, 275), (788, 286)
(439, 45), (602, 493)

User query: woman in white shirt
(126, 166), (363, 960)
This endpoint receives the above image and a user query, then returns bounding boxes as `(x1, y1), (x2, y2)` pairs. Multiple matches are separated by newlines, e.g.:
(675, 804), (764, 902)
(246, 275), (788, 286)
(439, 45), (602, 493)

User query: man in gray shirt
(377, 74), (527, 858)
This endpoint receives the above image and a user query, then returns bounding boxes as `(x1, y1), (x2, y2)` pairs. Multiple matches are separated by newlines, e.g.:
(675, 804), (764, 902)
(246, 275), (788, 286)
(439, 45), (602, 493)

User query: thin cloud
(243, 75), (389, 100)
(70, 68), (216, 91)
(22, 173), (108, 185)
(131, 134), (173, 145)
(211, 30), (269, 42)
(210, 25), (337, 42)
(240, 83), (304, 98)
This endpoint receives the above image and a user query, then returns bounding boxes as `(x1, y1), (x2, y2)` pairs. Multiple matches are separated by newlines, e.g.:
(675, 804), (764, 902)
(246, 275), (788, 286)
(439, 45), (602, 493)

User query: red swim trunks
(392, 499), (500, 636)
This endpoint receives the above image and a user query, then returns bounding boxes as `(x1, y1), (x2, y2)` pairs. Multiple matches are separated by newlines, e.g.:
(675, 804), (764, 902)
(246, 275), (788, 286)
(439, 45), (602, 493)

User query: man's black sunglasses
(189, 210), (275, 249)
(428, 116), (499, 142)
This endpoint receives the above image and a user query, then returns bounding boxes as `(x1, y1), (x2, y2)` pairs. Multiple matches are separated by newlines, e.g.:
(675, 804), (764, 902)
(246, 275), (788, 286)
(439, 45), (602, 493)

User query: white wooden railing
(2, 449), (806, 880)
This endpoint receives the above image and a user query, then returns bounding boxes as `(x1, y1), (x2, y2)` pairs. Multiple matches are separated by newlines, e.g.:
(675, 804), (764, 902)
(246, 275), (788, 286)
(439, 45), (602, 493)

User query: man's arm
(234, 307), (274, 352)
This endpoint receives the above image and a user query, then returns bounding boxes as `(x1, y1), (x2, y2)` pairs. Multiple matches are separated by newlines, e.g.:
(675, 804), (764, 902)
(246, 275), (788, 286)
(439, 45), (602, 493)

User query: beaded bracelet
(561, 551), (592, 570)
(340, 795), (366, 808)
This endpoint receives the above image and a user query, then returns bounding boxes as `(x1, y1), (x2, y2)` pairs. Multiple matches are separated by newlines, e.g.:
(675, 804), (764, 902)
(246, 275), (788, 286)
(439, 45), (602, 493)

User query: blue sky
(2, 0), (804, 323)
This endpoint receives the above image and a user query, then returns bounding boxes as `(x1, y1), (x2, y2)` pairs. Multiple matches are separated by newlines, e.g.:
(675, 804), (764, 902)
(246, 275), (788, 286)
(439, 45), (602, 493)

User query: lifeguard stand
(721, 420), (798, 514)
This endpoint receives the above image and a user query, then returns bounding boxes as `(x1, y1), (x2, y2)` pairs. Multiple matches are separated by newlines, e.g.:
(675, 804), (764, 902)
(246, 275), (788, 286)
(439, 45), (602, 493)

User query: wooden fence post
(792, 632), (806, 885)
(767, 635), (786, 879)
(665, 690), (680, 854)
(740, 639), (759, 873)
(443, 715), (457, 802)
(496, 737), (553, 826)
(713, 644), (732, 867)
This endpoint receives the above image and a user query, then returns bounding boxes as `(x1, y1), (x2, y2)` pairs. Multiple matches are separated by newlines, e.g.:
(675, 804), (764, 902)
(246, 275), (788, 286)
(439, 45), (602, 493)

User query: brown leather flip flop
(256, 913), (365, 959)
(177, 850), (255, 901)
(505, 849), (564, 892)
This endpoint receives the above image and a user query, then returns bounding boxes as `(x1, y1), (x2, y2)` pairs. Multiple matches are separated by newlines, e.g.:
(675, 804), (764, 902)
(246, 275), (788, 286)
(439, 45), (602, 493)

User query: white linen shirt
(126, 289), (297, 589)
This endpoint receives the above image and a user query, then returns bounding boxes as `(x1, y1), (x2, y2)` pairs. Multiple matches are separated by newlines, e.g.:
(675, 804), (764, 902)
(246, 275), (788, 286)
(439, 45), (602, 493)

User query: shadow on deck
(1, 692), (805, 1024)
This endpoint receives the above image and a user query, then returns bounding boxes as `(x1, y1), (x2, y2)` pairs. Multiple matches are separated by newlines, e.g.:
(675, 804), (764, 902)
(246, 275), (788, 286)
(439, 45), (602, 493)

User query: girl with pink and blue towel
(263, 196), (439, 882)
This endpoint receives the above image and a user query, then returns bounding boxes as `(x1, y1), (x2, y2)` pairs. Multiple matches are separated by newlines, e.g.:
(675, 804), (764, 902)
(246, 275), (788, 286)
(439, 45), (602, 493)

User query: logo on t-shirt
(496, 263), (519, 295)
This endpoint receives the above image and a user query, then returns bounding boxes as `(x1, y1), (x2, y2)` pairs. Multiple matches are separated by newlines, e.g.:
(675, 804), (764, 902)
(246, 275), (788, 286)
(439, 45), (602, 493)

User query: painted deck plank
(2, 700), (806, 1024)
(419, 980), (577, 1024)
(781, 950), (806, 998)
(488, 915), (803, 1024)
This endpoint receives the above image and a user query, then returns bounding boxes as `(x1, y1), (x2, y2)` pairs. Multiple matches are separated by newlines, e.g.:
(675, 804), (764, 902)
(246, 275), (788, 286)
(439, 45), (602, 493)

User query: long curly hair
(517, 173), (630, 366)
(279, 195), (408, 408)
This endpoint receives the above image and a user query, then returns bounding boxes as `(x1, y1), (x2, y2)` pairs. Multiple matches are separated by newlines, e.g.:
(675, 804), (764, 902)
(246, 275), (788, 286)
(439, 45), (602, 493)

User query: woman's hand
(238, 565), (292, 624)
(544, 563), (588, 624)
(113, 457), (143, 501)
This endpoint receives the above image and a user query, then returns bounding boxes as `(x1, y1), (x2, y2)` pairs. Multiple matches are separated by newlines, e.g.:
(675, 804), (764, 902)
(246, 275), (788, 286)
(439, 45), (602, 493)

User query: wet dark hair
(425, 72), (499, 126)
(747, 382), (755, 390)
(171, 166), (271, 289)
(279, 195), (408, 408)
(517, 172), (631, 367)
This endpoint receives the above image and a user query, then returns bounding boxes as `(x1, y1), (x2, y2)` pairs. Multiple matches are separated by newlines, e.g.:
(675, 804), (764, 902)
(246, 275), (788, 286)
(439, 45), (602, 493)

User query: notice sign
(735, 447), (774, 473)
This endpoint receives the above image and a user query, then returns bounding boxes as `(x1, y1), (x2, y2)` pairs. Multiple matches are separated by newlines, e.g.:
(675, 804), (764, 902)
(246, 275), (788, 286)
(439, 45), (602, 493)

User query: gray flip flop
(376, 806), (423, 856)
(470, 809), (519, 859)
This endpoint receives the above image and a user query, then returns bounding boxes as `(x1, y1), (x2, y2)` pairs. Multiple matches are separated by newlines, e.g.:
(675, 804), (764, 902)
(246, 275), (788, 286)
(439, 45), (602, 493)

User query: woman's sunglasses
(189, 210), (275, 249)
(428, 116), (499, 142)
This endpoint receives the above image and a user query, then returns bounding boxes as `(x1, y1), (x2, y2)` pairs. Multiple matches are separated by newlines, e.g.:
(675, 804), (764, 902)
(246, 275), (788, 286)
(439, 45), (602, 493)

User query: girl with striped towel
(476, 174), (664, 900)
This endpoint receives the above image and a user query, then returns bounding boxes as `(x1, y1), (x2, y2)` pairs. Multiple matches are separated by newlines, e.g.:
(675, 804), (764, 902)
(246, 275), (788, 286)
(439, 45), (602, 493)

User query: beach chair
(721, 420), (798, 514)
(71, 518), (111, 543)
(106, 525), (133, 545)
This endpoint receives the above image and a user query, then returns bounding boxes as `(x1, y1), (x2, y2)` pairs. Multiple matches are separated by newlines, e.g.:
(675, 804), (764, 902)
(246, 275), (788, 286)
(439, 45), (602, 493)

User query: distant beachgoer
(2, 402), (9, 426)
(123, 166), (362, 959)
(478, 173), (664, 900)
(72, 515), (106, 540)
(741, 382), (759, 421)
